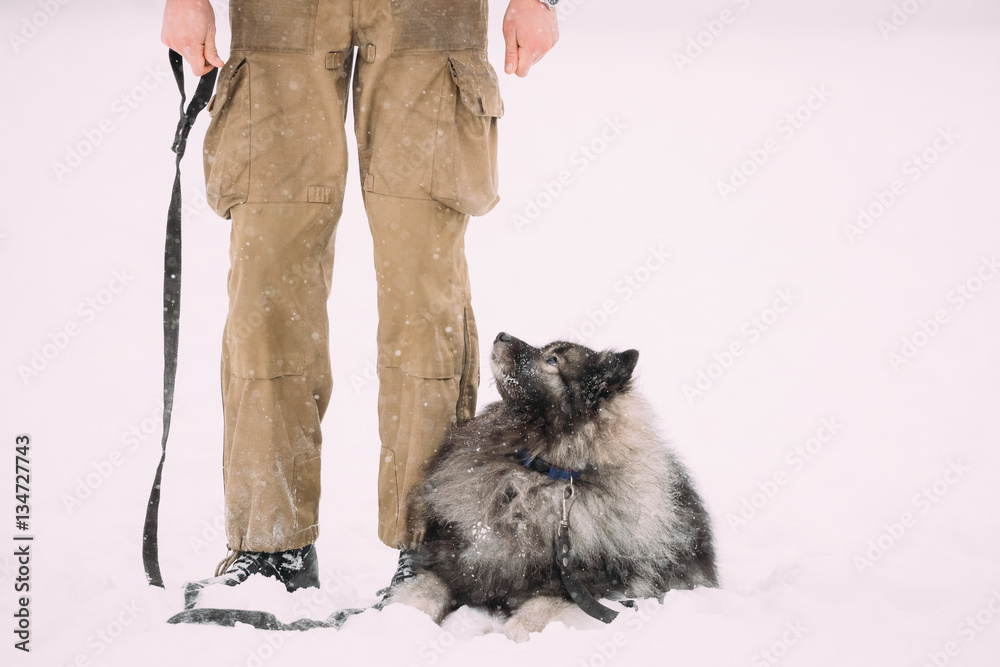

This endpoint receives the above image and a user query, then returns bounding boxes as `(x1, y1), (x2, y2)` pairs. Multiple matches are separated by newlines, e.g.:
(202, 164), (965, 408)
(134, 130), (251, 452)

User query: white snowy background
(2, 0), (1000, 665)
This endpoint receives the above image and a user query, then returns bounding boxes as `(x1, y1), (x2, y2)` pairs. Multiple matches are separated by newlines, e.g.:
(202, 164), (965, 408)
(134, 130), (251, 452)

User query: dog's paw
(501, 596), (577, 641)
(502, 614), (546, 643)
(385, 573), (451, 624)
(501, 617), (534, 643)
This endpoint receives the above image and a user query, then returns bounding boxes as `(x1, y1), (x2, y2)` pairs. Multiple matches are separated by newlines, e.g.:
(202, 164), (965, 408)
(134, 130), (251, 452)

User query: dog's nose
(495, 332), (512, 343)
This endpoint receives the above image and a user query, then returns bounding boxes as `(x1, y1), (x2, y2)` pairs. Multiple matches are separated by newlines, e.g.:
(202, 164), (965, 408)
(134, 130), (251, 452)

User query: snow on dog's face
(490, 332), (639, 430)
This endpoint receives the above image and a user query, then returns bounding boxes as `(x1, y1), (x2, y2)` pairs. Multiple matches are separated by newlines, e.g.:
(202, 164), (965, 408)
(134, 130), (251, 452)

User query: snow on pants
(204, 0), (501, 552)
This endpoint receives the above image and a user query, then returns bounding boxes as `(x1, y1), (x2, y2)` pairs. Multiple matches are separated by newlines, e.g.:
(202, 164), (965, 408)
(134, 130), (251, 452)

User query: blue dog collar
(514, 449), (581, 480)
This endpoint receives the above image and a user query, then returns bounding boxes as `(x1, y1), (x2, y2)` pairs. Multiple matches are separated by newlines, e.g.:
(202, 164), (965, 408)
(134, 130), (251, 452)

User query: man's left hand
(502, 0), (559, 78)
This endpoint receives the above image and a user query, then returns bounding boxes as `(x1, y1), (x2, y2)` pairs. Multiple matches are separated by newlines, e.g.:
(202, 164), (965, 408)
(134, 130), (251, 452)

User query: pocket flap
(447, 51), (504, 118)
(207, 56), (248, 116)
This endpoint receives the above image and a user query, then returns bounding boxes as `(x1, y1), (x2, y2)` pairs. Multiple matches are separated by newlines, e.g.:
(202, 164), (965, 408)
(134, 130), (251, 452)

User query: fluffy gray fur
(388, 334), (717, 638)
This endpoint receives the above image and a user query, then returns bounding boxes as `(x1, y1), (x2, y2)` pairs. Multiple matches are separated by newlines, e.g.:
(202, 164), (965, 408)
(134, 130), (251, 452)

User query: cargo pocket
(204, 55), (251, 219)
(231, 0), (319, 53)
(223, 202), (313, 381)
(431, 50), (503, 217)
(292, 453), (321, 531)
(223, 299), (307, 380)
(383, 285), (471, 381)
(388, 319), (461, 381)
(390, 0), (487, 53)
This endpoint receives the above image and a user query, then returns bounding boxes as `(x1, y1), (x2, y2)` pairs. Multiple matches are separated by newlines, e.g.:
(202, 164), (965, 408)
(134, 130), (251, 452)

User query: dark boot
(214, 545), (319, 592)
(376, 548), (418, 601)
(267, 544), (320, 592)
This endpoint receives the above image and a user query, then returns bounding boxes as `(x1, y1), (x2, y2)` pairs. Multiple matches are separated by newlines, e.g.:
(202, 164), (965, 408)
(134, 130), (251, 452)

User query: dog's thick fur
(389, 334), (718, 639)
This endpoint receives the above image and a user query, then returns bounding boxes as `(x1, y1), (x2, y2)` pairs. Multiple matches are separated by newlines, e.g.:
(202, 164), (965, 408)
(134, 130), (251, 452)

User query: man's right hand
(161, 0), (226, 76)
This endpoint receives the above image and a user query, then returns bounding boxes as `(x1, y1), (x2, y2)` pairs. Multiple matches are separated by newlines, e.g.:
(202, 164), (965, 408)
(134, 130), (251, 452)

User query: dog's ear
(609, 349), (639, 389)
(587, 349), (639, 402)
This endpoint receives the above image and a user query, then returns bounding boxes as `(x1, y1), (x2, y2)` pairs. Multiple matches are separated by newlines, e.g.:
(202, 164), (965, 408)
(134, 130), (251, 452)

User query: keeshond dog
(388, 333), (717, 640)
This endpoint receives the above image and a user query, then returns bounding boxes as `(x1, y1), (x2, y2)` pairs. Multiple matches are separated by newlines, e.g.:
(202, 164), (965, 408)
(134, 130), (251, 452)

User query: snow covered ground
(2, 0), (1000, 665)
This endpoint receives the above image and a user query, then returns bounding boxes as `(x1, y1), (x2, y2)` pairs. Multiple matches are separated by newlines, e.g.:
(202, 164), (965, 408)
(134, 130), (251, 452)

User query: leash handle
(142, 51), (219, 588)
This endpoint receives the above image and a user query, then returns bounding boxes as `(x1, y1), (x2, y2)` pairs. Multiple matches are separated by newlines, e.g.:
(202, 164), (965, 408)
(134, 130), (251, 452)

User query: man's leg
(221, 202), (340, 553)
(351, 0), (501, 548)
(363, 194), (480, 548)
(204, 0), (355, 562)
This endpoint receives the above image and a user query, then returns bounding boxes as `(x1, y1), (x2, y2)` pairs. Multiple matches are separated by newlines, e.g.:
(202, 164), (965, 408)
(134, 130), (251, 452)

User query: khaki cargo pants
(204, 0), (502, 552)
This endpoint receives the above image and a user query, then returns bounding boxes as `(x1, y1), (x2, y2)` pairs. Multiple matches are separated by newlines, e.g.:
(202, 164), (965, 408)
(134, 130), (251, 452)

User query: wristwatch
(538, 0), (558, 7)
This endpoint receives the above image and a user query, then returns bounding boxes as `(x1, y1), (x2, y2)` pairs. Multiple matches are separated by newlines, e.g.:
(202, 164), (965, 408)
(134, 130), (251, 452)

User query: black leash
(551, 481), (623, 624)
(167, 605), (373, 630)
(170, 570), (384, 629)
(143, 51), (218, 588)
(168, 481), (624, 629)
(554, 524), (619, 624)
(168, 573), (386, 630)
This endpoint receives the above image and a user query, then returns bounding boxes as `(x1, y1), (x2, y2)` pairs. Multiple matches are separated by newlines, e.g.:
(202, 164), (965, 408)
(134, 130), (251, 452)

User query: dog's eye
(546, 357), (558, 366)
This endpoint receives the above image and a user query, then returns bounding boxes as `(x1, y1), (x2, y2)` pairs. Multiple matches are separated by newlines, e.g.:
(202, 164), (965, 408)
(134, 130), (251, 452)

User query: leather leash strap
(143, 51), (218, 588)
(553, 481), (621, 624)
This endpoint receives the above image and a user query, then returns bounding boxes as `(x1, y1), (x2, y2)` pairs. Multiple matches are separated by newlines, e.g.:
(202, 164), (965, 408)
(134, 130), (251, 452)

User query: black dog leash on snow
(167, 604), (375, 630)
(168, 466), (625, 628)
(142, 51), (218, 589)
